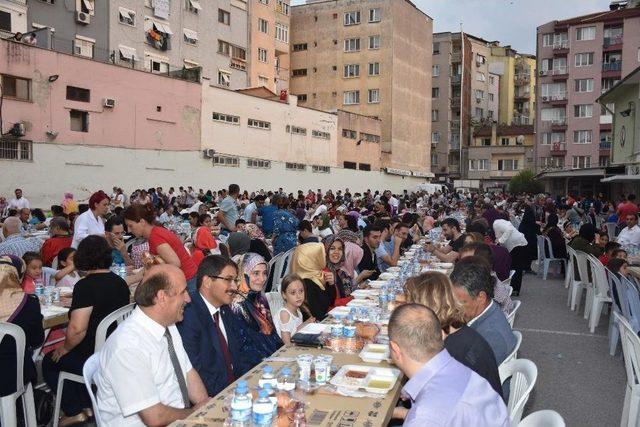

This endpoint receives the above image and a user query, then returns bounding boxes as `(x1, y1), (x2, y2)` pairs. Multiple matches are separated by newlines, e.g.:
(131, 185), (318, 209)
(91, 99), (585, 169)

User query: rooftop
(551, 5), (640, 26)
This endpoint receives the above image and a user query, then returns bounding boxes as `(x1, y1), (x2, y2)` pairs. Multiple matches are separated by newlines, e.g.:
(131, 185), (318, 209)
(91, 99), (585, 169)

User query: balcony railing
(551, 119), (567, 127)
(552, 67), (568, 75)
(515, 73), (531, 84)
(450, 140), (460, 150)
(603, 62), (622, 72)
(604, 35), (623, 47)
(450, 97), (461, 107)
(451, 74), (461, 84)
(599, 141), (612, 150)
(451, 52), (462, 62)
(550, 142), (567, 154)
(515, 91), (531, 99)
(553, 40), (569, 50)
(512, 116), (530, 125)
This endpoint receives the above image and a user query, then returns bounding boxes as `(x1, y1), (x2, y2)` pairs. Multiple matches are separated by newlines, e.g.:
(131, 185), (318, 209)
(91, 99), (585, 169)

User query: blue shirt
(219, 196), (239, 230)
(111, 249), (125, 265)
(402, 349), (509, 427)
(258, 205), (277, 234)
(375, 239), (394, 272)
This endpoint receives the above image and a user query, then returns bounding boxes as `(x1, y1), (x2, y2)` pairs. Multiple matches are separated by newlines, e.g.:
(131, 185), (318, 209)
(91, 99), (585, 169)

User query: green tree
(508, 169), (544, 194)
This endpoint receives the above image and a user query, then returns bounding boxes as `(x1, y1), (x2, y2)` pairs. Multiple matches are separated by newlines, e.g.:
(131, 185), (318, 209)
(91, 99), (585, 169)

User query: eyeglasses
(210, 275), (240, 284)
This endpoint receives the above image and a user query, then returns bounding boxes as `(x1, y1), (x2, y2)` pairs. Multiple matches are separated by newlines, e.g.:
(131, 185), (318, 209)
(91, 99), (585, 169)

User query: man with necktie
(94, 264), (209, 426)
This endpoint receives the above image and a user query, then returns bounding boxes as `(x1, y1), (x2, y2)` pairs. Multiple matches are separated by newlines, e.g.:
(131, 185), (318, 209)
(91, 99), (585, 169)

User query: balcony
(514, 73), (531, 85)
(451, 51), (462, 62)
(450, 140), (460, 150)
(553, 40), (569, 50)
(603, 62), (622, 72)
(512, 116), (530, 125)
(514, 90), (531, 100)
(551, 119), (567, 131)
(604, 35), (623, 48)
(450, 97), (461, 108)
(550, 142), (567, 156)
(599, 141), (612, 151)
(448, 163), (460, 173)
(451, 74), (461, 84)
(552, 67), (568, 80)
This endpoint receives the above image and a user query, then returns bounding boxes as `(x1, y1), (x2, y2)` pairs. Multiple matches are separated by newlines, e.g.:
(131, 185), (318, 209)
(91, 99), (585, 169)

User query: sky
(290, 0), (613, 54)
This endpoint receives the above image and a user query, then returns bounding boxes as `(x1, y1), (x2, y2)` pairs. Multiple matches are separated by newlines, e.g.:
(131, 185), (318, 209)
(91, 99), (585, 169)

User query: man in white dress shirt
(8, 188), (30, 210)
(95, 264), (208, 427)
(617, 214), (640, 247)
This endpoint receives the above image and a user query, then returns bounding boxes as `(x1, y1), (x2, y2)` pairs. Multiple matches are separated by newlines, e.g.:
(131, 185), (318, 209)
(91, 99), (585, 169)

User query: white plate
(421, 267), (449, 275)
(367, 280), (388, 289)
(330, 365), (400, 393)
(350, 289), (379, 299)
(299, 323), (331, 334)
(386, 266), (401, 273)
(347, 299), (377, 307)
(379, 273), (397, 280)
(359, 343), (390, 363)
(328, 306), (352, 318)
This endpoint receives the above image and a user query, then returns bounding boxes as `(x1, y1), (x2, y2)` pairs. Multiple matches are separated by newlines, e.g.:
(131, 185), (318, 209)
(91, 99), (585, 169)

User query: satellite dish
(516, 135), (525, 144)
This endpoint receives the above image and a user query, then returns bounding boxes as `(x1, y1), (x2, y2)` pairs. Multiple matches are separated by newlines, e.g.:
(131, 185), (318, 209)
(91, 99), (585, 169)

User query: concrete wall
(0, 0), (27, 35)
(337, 109), (382, 170)
(610, 82), (638, 165)
(0, 40), (201, 151)
(0, 142), (429, 208)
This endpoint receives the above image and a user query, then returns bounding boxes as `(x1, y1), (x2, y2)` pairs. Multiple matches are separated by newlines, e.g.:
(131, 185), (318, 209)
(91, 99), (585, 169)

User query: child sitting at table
(53, 247), (80, 288)
(21, 251), (43, 294)
(275, 273), (315, 345)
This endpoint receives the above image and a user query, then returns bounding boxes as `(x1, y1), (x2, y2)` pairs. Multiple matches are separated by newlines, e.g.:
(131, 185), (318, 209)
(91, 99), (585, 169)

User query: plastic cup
(296, 354), (313, 382)
(313, 357), (328, 385)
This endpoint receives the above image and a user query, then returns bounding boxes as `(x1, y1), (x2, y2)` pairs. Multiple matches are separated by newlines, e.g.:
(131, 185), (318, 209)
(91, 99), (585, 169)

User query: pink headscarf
(342, 241), (363, 280)
(423, 216), (435, 232)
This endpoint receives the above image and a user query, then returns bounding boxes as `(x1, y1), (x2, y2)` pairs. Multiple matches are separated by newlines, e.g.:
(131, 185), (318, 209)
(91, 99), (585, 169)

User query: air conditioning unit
(76, 11), (91, 24)
(202, 148), (215, 158)
(103, 98), (116, 108)
(476, 98), (481, 103)
(538, 70), (545, 76)
(542, 96), (549, 101)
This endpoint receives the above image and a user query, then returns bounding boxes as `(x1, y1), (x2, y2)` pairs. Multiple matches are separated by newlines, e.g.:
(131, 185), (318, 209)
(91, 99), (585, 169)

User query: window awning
(188, 0), (203, 11)
(118, 7), (134, 20)
(118, 45), (138, 60)
(82, 0), (94, 12)
(144, 18), (173, 35)
(183, 28), (198, 40)
(601, 175), (640, 183)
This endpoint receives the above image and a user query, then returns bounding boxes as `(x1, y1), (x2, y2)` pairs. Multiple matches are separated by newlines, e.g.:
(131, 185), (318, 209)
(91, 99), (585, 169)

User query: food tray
(328, 306), (352, 318)
(330, 365), (400, 394)
(386, 266), (401, 273)
(359, 343), (390, 363)
(347, 299), (377, 308)
(378, 272), (397, 280)
(350, 289), (379, 299)
(367, 280), (389, 289)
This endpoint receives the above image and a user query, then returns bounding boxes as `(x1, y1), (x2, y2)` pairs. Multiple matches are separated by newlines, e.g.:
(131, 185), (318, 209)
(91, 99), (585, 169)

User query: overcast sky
(291, 0), (613, 54)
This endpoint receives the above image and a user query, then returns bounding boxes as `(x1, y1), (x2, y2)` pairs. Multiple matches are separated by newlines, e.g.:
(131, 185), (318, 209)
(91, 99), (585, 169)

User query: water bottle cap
(281, 367), (291, 375)
(263, 365), (273, 373)
(347, 314), (354, 321)
(262, 383), (273, 390)
(236, 384), (247, 393)
(237, 380), (248, 388)
(258, 389), (269, 398)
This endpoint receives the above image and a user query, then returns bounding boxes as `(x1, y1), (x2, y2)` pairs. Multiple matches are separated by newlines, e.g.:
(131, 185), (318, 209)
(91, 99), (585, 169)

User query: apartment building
(289, 0), (433, 175)
(247, 0), (290, 93)
(27, 0), (250, 88)
(337, 110), (382, 172)
(431, 33), (500, 183)
(489, 46), (536, 126)
(535, 4), (640, 182)
(469, 124), (535, 189)
(0, 0), (27, 38)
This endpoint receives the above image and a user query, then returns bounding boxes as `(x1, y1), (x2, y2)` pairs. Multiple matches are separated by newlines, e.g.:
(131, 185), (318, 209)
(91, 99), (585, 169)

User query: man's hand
(392, 407), (409, 420)
(323, 271), (335, 286)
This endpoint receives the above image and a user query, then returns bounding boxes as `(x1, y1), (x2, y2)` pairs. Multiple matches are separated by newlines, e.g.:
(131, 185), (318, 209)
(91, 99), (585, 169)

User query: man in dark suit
(450, 257), (517, 365)
(358, 225), (382, 281)
(178, 255), (260, 397)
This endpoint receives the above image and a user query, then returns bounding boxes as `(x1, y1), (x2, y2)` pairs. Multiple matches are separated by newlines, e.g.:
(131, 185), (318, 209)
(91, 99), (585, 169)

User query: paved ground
(516, 272), (626, 426)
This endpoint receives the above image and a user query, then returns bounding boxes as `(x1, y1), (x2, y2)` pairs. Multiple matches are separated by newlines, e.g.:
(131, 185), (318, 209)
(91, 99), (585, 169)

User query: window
(343, 91), (360, 105)
(118, 7), (135, 26)
(344, 38), (360, 52)
(433, 65), (439, 77)
(475, 107), (484, 118)
(213, 155), (239, 167)
(476, 72), (486, 82)
(497, 159), (519, 171)
(66, 86), (90, 102)
(231, 46), (246, 61)
(212, 112), (239, 124)
(540, 107), (566, 122)
(501, 137), (510, 146)
(185, 0), (202, 13)
(361, 133), (380, 143)
(572, 156), (591, 168)
(276, 0), (289, 15)
(248, 118), (271, 130)
(476, 54), (486, 64)
(481, 138), (491, 146)
(217, 70), (231, 87)
(342, 129), (357, 139)
(293, 43), (307, 52)
(287, 125), (307, 135)
(275, 24), (288, 43)
(359, 163), (371, 171)
(312, 165), (330, 173)
(489, 75), (495, 85)
(0, 10), (11, 32)
(368, 89), (380, 104)
(542, 33), (553, 47)
(0, 139), (32, 161)
(368, 62), (380, 76)
(488, 93), (494, 102)
(431, 132), (440, 143)
(258, 18), (268, 33)
(183, 29), (198, 45)
(219, 9), (230, 25)
(368, 35), (380, 50)
(286, 162), (306, 171)
(433, 42), (440, 54)
(247, 158), (271, 169)
(573, 130), (592, 143)
(70, 110), (88, 132)
(344, 64), (360, 78)
(344, 11), (361, 26)
(258, 48), (268, 62)
(1, 75), (30, 101)
(312, 130), (330, 139)
(431, 153), (438, 165)
(369, 8), (380, 23)
(469, 159), (476, 170)
(574, 104), (593, 118)
(343, 161), (357, 169)
(576, 26), (595, 41)
(599, 156), (610, 167)
(432, 87), (439, 98)
(149, 57), (169, 73)
(73, 37), (94, 58)
(431, 109), (438, 121)
(575, 78), (594, 93)
(297, 94), (307, 102)
(218, 40), (230, 55)
(575, 52), (594, 67)
(540, 132), (565, 145)
(292, 68), (307, 77)
(475, 89), (484, 100)
(477, 159), (488, 170)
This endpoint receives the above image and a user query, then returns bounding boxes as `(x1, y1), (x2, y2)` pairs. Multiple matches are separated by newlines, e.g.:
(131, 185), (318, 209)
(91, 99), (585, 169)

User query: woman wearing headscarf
(191, 214), (220, 267)
(493, 219), (528, 296)
(272, 196), (299, 255)
(324, 236), (355, 301)
(544, 213), (568, 260)
(0, 255), (44, 397)
(231, 253), (283, 358)
(518, 205), (541, 272)
(569, 223), (603, 258)
(291, 242), (336, 320)
(227, 232), (251, 258)
(61, 193), (79, 215)
(313, 213), (334, 239)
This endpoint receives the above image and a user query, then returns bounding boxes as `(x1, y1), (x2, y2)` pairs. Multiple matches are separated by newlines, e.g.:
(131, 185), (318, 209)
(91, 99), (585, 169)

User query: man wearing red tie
(177, 255), (261, 397)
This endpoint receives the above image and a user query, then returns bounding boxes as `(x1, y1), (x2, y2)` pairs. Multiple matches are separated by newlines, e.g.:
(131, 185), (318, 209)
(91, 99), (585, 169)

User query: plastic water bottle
(118, 263), (127, 279)
(229, 382), (252, 425)
(276, 366), (295, 392)
(260, 383), (278, 418)
(343, 314), (356, 339)
(378, 287), (389, 312)
(258, 365), (277, 388)
(34, 279), (44, 298)
(252, 389), (273, 427)
(330, 318), (343, 338)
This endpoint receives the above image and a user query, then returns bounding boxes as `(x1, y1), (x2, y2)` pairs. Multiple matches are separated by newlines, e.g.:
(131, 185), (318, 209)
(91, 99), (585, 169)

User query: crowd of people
(0, 183), (637, 426)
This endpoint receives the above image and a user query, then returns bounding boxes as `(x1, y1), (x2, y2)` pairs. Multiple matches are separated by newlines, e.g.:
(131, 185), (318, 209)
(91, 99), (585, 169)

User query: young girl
(54, 247), (81, 289)
(21, 252), (43, 294)
(275, 274), (315, 345)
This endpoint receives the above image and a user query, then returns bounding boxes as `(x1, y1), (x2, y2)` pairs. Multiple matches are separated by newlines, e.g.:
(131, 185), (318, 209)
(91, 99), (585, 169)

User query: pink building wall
(0, 40), (201, 151)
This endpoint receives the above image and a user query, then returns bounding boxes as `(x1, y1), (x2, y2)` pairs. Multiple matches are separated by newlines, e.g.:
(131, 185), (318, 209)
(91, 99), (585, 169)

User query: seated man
(0, 217), (42, 258)
(105, 216), (133, 266)
(617, 214), (640, 247)
(177, 255), (261, 397)
(374, 220), (407, 273)
(298, 220), (319, 244)
(425, 218), (466, 263)
(389, 304), (508, 426)
(95, 264), (209, 426)
(450, 257), (517, 365)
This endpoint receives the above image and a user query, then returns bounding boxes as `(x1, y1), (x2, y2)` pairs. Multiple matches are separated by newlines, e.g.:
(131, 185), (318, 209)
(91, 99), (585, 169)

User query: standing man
(95, 265), (209, 426)
(216, 184), (240, 234)
(8, 188), (29, 210)
(243, 195), (264, 224)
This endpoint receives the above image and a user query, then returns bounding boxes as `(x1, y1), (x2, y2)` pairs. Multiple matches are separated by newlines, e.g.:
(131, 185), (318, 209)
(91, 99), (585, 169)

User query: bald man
(0, 216), (43, 257)
(389, 304), (508, 426)
(95, 264), (208, 427)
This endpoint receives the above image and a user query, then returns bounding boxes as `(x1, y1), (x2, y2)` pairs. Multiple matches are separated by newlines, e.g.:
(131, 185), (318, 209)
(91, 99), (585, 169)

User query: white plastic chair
(518, 410), (566, 427)
(616, 312), (640, 427)
(502, 270), (516, 288)
(585, 255), (612, 332)
(501, 330), (523, 366)
(53, 303), (134, 426)
(537, 235), (566, 280)
(270, 247), (295, 293)
(564, 250), (574, 290)
(507, 300), (521, 328)
(265, 292), (285, 322)
(0, 322), (37, 427)
(604, 222), (618, 241)
(499, 358), (538, 426)
(570, 250), (592, 312)
(42, 266), (58, 287)
(82, 354), (104, 427)
(607, 269), (626, 356)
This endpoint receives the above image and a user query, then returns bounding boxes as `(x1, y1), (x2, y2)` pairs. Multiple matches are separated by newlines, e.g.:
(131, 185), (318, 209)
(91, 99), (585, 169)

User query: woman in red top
(123, 203), (198, 291)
